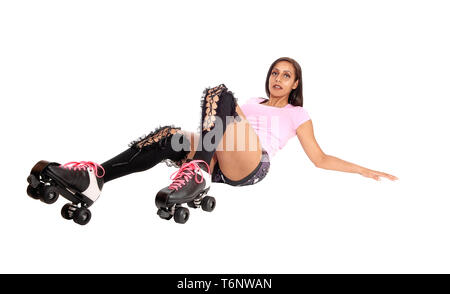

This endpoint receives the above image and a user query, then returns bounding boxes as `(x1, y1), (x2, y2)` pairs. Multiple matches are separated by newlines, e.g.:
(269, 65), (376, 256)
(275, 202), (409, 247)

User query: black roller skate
(155, 159), (216, 224)
(26, 160), (105, 225)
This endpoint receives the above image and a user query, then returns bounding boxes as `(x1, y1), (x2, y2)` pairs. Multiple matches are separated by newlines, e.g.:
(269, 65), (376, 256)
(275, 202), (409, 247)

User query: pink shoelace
(60, 161), (105, 178)
(168, 160), (210, 191)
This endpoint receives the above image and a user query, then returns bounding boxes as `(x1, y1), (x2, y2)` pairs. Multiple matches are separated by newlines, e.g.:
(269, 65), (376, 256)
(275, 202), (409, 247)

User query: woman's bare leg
(178, 104), (260, 180)
(214, 105), (262, 181)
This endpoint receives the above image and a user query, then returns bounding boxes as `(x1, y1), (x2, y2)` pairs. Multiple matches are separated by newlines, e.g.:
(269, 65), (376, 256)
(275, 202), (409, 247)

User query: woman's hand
(359, 167), (398, 181)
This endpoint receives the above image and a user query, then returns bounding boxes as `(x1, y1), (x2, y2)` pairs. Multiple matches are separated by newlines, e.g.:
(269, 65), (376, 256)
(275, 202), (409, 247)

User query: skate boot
(155, 159), (216, 224)
(26, 160), (105, 225)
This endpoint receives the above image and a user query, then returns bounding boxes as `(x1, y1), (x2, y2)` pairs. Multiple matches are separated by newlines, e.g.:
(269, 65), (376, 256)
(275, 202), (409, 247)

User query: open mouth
(273, 85), (282, 89)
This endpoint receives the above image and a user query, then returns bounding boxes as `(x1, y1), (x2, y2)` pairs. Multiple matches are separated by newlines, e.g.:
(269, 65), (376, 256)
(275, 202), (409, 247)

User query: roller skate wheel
(40, 185), (59, 204)
(26, 185), (40, 200)
(61, 204), (77, 220)
(174, 207), (190, 224)
(27, 175), (40, 188)
(73, 207), (91, 225)
(201, 196), (216, 212)
(157, 208), (172, 220)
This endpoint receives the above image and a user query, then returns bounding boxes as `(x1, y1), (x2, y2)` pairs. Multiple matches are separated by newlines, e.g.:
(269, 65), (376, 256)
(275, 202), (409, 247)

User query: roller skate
(26, 160), (105, 225)
(155, 159), (216, 224)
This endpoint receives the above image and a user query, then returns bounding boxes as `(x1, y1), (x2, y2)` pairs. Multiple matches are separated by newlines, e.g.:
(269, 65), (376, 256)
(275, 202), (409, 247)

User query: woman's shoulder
(286, 103), (308, 112)
(287, 104), (311, 128)
(244, 97), (266, 104)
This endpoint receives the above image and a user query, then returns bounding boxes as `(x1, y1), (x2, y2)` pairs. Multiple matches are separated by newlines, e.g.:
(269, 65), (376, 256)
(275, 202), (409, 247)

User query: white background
(1, 0), (449, 273)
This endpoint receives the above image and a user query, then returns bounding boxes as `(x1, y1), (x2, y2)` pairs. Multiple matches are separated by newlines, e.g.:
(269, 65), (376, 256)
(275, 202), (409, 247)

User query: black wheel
(27, 174), (40, 188)
(61, 204), (76, 220)
(73, 207), (91, 225)
(40, 185), (59, 204)
(174, 207), (190, 224)
(157, 208), (172, 220)
(201, 196), (216, 212)
(187, 201), (197, 208)
(26, 185), (40, 200)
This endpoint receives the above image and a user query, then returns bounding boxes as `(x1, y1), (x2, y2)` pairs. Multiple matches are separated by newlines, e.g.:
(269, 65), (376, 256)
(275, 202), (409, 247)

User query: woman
(26, 57), (398, 224)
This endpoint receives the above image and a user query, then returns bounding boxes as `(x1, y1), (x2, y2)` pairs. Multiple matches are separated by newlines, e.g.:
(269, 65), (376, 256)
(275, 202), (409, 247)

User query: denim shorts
(211, 148), (270, 186)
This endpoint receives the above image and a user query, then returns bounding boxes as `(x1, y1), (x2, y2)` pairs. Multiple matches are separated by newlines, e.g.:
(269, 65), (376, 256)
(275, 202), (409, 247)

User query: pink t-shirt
(240, 97), (311, 159)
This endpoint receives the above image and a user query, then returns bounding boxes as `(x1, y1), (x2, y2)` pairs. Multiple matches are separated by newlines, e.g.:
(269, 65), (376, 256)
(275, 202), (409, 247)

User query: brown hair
(265, 57), (304, 107)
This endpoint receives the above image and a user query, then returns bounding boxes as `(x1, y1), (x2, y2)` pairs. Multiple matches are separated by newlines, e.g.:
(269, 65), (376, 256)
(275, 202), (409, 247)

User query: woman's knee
(200, 84), (241, 132)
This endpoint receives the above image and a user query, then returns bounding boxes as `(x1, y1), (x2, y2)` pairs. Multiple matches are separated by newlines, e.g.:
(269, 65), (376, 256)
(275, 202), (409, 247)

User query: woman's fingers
(382, 172), (398, 181)
(360, 168), (399, 181)
(387, 174), (398, 180)
(374, 171), (399, 181)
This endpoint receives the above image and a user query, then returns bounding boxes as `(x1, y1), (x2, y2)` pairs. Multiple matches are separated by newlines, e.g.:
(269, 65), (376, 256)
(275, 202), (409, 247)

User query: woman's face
(269, 61), (298, 98)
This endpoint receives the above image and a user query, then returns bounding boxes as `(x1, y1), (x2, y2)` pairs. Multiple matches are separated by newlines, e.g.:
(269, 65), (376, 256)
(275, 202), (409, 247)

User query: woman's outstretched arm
(296, 120), (398, 181)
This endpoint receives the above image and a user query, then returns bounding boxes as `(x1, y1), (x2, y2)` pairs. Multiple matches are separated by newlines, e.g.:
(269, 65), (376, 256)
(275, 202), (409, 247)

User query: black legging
(101, 126), (189, 183)
(100, 84), (240, 183)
